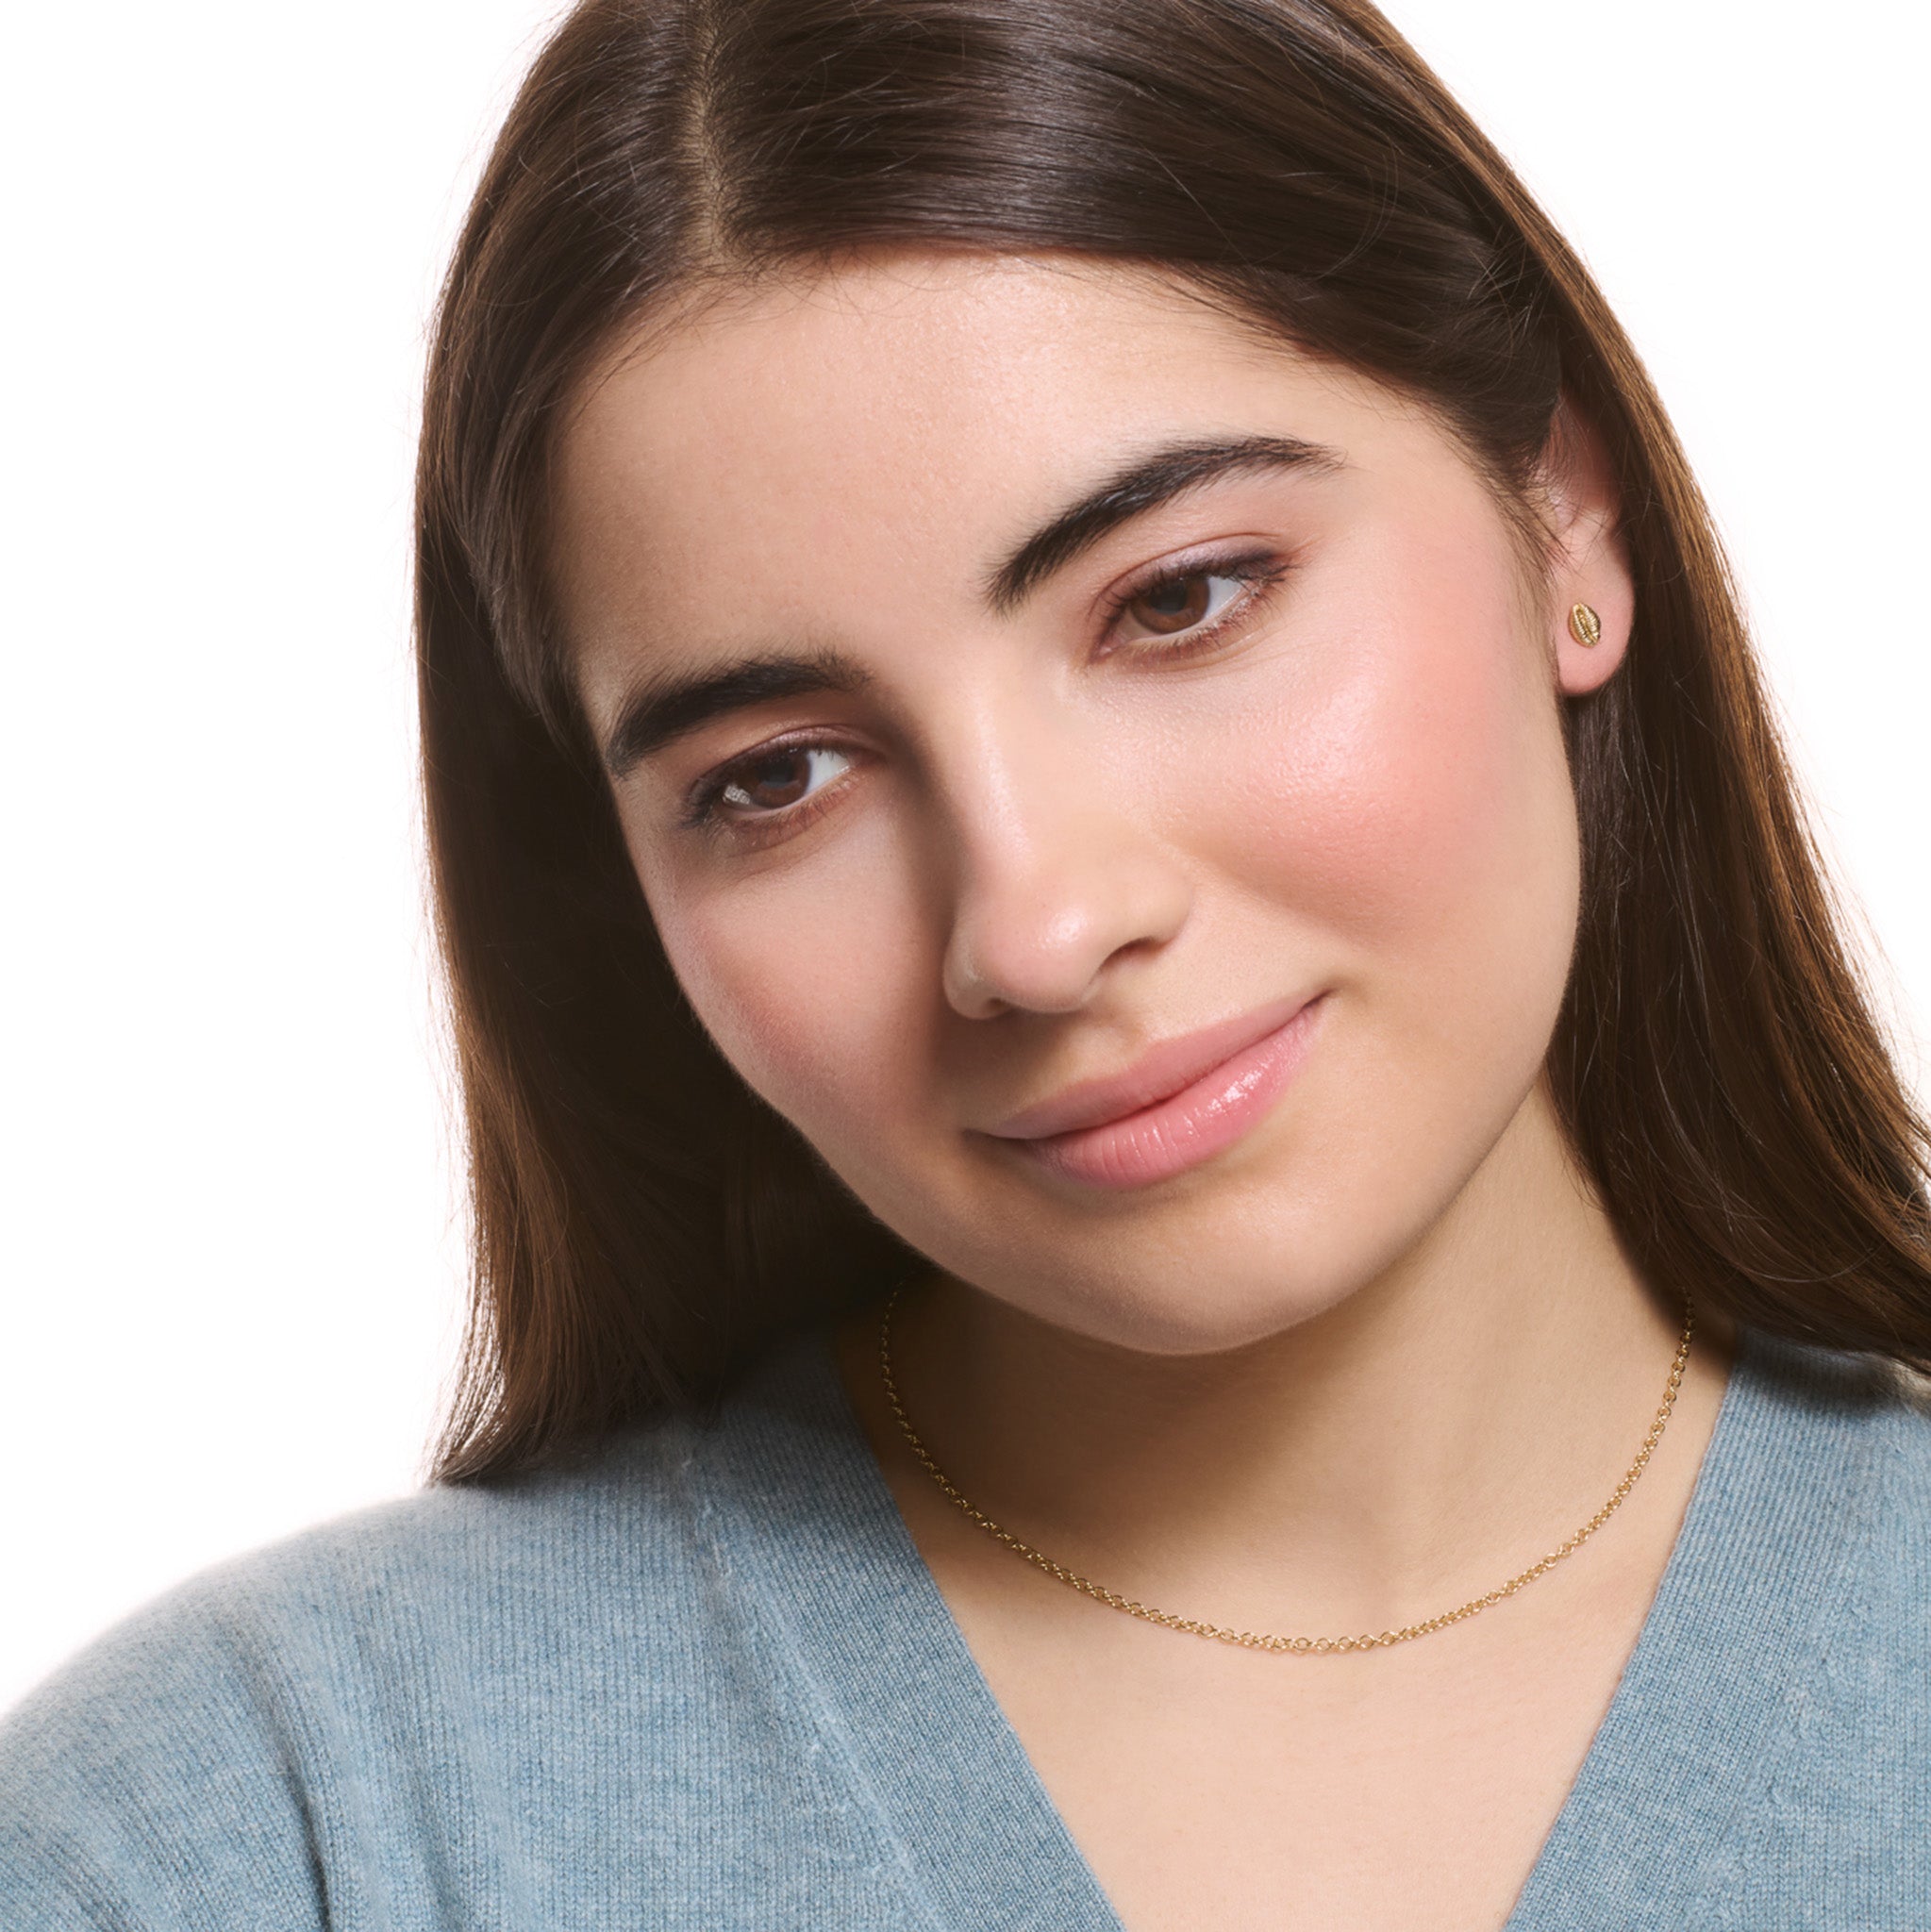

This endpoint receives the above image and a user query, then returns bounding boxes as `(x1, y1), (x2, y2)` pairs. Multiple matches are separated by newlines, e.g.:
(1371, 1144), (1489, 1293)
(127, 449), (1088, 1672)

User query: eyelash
(1096, 545), (1290, 663)
(678, 546), (1292, 842)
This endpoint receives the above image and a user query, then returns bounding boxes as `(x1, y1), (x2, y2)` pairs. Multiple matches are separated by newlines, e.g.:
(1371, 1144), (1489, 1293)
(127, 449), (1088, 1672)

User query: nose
(937, 725), (1193, 1021)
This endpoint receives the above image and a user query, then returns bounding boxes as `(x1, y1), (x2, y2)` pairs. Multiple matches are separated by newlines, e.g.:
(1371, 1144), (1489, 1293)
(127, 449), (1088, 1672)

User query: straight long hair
(416, 0), (1931, 1480)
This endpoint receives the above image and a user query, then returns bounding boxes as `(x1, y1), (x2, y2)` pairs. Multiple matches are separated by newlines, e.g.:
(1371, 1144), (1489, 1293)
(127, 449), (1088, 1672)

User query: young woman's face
(556, 252), (1630, 1351)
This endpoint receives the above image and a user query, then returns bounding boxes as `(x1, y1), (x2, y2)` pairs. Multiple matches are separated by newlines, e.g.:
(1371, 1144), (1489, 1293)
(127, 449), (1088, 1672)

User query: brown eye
(687, 738), (853, 838)
(724, 749), (810, 810)
(1126, 571), (1217, 634)
(1113, 564), (1273, 649)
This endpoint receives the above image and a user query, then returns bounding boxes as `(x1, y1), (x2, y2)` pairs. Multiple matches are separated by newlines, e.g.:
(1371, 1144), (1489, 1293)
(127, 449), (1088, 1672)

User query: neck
(850, 1080), (1736, 1636)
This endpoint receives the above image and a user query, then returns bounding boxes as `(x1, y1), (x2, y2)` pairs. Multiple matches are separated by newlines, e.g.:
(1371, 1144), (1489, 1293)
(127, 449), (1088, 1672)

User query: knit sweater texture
(1, 1323), (1926, 1929)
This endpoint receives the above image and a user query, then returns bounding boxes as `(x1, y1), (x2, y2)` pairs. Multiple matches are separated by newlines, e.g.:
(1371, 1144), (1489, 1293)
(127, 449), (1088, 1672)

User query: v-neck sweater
(1, 1324), (1926, 1929)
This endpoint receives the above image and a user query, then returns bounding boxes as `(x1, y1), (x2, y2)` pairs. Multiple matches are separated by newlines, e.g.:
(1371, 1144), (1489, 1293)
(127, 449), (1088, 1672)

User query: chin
(947, 1199), (1428, 1358)
(1064, 1274), (1367, 1357)
(977, 1090), (1534, 1357)
(857, 1027), (1553, 1357)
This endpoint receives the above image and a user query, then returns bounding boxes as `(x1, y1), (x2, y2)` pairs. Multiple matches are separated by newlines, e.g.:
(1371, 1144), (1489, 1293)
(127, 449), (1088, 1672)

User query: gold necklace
(877, 1288), (1694, 1656)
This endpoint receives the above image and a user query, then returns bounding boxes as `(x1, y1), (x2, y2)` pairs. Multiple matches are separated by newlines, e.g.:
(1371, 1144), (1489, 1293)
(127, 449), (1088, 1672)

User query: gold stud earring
(1568, 603), (1603, 648)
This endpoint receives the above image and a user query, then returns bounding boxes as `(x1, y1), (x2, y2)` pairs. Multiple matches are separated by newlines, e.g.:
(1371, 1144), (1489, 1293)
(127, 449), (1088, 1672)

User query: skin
(555, 251), (1737, 1930)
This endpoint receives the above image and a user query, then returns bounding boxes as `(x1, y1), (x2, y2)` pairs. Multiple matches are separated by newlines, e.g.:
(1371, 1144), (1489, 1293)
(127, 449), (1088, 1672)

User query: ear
(1536, 396), (1634, 697)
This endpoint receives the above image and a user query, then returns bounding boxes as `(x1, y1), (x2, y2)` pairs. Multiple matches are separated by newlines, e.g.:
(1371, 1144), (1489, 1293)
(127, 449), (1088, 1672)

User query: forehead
(556, 256), (1409, 555)
(565, 253), (1307, 467)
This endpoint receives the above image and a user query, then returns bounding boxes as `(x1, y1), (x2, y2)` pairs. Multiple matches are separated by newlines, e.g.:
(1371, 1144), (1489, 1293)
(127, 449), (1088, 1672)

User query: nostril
(940, 858), (1191, 1022)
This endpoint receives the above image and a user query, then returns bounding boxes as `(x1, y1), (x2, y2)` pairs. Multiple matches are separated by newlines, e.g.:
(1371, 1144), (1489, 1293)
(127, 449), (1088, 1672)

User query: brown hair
(416, 0), (1931, 1481)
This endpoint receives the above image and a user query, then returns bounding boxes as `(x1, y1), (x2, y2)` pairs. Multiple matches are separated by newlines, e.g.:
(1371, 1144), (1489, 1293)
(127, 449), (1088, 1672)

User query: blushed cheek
(1213, 579), (1574, 994)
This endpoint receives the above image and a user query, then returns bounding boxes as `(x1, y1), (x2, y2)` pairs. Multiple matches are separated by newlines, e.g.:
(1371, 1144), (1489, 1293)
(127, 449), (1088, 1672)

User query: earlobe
(1556, 579), (1631, 694)
(1552, 481), (1634, 693)
(1540, 397), (1634, 696)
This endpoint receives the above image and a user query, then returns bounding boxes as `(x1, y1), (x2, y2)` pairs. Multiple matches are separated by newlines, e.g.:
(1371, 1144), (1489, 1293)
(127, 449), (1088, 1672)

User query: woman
(3, 0), (1926, 1924)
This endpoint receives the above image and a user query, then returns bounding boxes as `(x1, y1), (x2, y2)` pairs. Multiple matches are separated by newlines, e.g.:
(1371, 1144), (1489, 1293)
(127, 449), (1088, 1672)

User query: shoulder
(2, 1414), (704, 1715)
(1738, 1325), (1931, 1497)
(0, 1331), (856, 1928)
(1721, 1327), (1931, 1674)
(0, 1441), (653, 1926)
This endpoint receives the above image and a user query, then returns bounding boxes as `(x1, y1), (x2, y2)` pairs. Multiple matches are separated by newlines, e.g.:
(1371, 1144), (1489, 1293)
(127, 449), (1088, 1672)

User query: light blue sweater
(2, 1323), (1926, 1928)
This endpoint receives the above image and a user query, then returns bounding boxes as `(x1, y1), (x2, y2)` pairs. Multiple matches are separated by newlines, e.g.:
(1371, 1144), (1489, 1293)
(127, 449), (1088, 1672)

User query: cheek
(1207, 540), (1577, 1013)
(642, 833), (936, 1145)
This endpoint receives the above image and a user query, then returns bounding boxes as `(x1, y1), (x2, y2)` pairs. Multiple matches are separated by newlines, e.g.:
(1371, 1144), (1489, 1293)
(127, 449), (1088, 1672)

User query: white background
(3, 2), (1925, 1714)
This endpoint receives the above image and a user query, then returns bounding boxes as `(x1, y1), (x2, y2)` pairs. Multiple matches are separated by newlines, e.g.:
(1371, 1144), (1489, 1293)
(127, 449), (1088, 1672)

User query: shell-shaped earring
(1568, 602), (1603, 648)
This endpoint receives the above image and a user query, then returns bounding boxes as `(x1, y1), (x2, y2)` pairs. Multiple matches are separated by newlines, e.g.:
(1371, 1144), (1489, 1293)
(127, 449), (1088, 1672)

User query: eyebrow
(599, 430), (1341, 779)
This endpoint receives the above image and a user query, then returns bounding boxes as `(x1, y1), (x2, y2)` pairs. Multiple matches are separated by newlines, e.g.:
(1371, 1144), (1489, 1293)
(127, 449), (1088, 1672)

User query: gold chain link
(878, 1288), (1694, 1655)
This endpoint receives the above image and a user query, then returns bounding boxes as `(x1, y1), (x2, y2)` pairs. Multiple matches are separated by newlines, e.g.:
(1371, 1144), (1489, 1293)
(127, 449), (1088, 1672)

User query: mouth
(980, 991), (1327, 1191)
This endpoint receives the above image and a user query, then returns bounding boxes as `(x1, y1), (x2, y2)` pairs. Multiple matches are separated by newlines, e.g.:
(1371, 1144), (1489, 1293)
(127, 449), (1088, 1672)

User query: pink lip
(982, 992), (1326, 1191)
